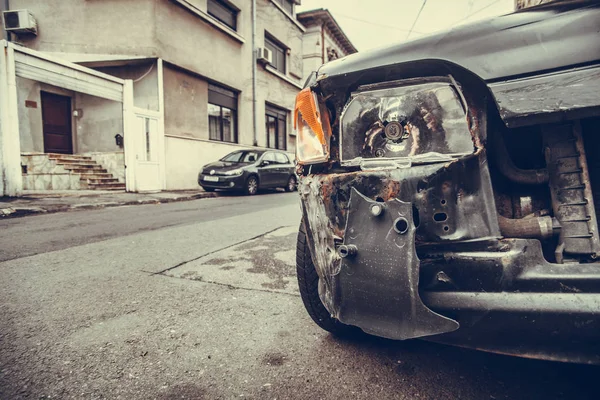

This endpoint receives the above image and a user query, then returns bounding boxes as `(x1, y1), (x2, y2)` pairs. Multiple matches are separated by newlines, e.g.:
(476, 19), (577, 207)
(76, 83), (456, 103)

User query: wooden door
(41, 92), (72, 154)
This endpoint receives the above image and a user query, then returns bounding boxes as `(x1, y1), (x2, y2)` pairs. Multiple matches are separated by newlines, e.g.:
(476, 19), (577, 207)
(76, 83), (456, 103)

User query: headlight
(294, 88), (332, 165)
(340, 78), (474, 167)
(224, 169), (243, 176)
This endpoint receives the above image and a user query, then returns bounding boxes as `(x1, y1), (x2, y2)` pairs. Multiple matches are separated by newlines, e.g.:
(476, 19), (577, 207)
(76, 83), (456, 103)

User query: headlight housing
(294, 88), (332, 165)
(224, 169), (243, 176)
(340, 78), (474, 168)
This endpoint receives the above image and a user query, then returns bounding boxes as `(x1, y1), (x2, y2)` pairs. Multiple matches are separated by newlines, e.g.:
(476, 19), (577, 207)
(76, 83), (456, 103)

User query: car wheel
(245, 175), (259, 196)
(296, 219), (358, 336)
(203, 187), (215, 192)
(285, 175), (297, 192)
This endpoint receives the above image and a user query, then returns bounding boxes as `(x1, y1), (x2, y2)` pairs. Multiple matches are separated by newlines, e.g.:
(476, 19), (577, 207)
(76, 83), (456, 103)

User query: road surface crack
(155, 272), (300, 297)
(149, 226), (287, 275)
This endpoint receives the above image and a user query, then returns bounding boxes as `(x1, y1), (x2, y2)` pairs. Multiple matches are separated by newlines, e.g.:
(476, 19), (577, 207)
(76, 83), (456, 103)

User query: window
(265, 35), (286, 74)
(266, 104), (287, 150)
(208, 84), (238, 143)
(207, 0), (237, 30)
(274, 0), (294, 15)
(221, 151), (260, 163)
(275, 152), (290, 164)
(263, 152), (277, 164)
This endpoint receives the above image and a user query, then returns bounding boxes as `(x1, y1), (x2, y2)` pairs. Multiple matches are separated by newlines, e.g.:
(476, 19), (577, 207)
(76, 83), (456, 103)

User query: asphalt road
(0, 191), (598, 399)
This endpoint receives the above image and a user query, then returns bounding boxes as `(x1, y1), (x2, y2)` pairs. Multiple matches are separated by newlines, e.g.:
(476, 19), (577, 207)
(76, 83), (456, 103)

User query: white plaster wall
(75, 94), (123, 153)
(96, 62), (159, 111)
(9, 0), (158, 56)
(163, 66), (209, 141)
(16, 78), (43, 153)
(16, 79), (77, 153)
(301, 30), (324, 81)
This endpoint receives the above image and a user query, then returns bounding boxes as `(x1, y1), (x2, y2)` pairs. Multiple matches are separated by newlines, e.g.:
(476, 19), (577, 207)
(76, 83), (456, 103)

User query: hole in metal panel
(434, 212), (448, 222)
(394, 217), (409, 234)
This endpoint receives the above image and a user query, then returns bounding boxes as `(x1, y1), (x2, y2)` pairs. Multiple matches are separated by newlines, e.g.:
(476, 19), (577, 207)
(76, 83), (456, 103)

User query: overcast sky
(297, 0), (515, 51)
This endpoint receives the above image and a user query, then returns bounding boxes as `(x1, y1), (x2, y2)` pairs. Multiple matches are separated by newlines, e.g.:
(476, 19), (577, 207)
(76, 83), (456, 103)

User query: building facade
(0, 0), (355, 195)
(297, 9), (357, 82)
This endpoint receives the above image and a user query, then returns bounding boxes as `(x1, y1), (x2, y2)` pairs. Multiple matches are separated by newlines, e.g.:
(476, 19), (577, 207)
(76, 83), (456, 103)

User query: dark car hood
(318, 0), (600, 83)
(202, 161), (249, 172)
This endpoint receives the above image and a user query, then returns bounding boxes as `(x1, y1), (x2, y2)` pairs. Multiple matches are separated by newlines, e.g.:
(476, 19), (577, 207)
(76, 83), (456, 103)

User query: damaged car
(294, 0), (600, 364)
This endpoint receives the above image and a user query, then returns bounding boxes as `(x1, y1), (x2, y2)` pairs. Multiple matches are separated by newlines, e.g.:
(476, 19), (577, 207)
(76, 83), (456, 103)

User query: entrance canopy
(1, 40), (128, 196)
(13, 45), (124, 102)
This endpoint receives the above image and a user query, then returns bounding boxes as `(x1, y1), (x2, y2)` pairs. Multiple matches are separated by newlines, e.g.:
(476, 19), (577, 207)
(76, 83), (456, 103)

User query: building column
(0, 41), (23, 196)
(123, 79), (136, 192)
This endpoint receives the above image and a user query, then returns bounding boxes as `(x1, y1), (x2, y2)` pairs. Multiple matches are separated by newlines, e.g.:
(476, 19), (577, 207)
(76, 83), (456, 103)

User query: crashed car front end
(294, 49), (600, 363)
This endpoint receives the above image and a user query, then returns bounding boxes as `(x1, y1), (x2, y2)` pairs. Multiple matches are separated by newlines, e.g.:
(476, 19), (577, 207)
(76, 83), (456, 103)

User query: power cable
(454, 0), (505, 24)
(406, 0), (428, 39)
(334, 11), (425, 34)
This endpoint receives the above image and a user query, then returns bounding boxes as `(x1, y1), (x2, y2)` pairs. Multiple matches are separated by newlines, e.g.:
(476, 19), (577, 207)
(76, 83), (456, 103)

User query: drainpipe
(321, 21), (325, 64)
(251, 0), (258, 146)
(2, 0), (10, 41)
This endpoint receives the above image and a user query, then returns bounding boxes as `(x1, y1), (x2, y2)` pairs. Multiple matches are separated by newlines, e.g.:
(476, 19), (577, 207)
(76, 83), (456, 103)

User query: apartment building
(0, 0), (355, 195)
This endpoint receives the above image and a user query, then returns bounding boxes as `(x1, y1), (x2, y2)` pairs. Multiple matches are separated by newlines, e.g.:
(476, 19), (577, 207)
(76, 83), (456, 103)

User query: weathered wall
(17, 79), (76, 153)
(163, 65), (208, 140)
(96, 62), (159, 111)
(10, 0), (303, 190)
(257, 0), (304, 80)
(301, 24), (352, 81)
(16, 78), (43, 153)
(74, 94), (123, 153)
(9, 0), (158, 56)
(255, 0), (303, 151)
(301, 27), (323, 81)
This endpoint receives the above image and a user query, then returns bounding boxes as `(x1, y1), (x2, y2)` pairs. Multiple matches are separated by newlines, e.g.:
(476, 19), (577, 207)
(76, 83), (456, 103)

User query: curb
(0, 192), (219, 219)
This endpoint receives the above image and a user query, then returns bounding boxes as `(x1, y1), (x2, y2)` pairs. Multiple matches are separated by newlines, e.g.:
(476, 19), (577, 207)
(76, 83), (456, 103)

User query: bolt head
(370, 203), (384, 217)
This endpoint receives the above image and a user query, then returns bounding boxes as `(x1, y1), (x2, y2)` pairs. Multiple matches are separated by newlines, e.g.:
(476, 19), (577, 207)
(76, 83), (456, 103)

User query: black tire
(285, 175), (297, 192)
(202, 187), (215, 192)
(245, 175), (259, 196)
(296, 219), (356, 336)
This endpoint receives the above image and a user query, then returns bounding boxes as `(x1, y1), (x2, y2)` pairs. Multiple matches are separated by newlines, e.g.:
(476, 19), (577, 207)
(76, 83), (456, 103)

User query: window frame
(264, 34), (287, 74)
(207, 0), (238, 31)
(208, 83), (238, 144)
(265, 103), (288, 151)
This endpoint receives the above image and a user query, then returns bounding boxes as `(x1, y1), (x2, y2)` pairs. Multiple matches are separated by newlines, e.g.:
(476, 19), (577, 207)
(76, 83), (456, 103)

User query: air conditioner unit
(256, 47), (273, 65)
(2, 10), (38, 35)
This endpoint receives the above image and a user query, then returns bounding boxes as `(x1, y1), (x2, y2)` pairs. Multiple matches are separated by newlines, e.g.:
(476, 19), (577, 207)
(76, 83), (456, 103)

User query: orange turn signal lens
(294, 88), (332, 165)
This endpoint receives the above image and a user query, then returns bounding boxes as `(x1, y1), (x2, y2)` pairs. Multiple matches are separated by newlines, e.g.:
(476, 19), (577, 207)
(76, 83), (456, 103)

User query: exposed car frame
(294, 0), (600, 364)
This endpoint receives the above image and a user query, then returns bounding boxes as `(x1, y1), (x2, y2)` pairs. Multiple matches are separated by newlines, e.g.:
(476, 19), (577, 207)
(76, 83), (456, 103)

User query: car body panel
(316, 1), (600, 128)
(296, 1), (600, 363)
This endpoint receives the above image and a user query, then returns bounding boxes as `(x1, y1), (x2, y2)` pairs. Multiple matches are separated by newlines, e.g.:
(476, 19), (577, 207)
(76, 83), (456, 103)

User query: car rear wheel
(296, 219), (358, 336)
(245, 175), (259, 196)
(285, 175), (297, 192)
(203, 187), (215, 192)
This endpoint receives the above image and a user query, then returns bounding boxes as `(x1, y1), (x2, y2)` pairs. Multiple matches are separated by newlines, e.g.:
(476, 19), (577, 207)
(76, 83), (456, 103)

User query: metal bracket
(337, 188), (459, 340)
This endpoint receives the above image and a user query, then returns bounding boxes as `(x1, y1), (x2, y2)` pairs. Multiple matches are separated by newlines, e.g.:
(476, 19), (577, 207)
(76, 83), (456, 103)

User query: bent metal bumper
(299, 169), (600, 364)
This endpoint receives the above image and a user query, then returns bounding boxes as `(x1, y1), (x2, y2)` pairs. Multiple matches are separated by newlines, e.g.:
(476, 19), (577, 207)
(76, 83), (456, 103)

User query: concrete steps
(25, 153), (126, 191)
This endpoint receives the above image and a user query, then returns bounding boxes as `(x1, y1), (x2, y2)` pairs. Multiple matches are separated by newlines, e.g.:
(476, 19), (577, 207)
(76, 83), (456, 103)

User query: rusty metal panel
(336, 188), (459, 339)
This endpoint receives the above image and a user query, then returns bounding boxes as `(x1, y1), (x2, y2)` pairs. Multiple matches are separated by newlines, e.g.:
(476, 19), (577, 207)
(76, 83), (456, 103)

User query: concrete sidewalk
(0, 189), (219, 218)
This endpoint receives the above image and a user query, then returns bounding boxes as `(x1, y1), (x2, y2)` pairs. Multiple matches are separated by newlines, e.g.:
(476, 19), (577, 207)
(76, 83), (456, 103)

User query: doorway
(41, 91), (73, 154)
